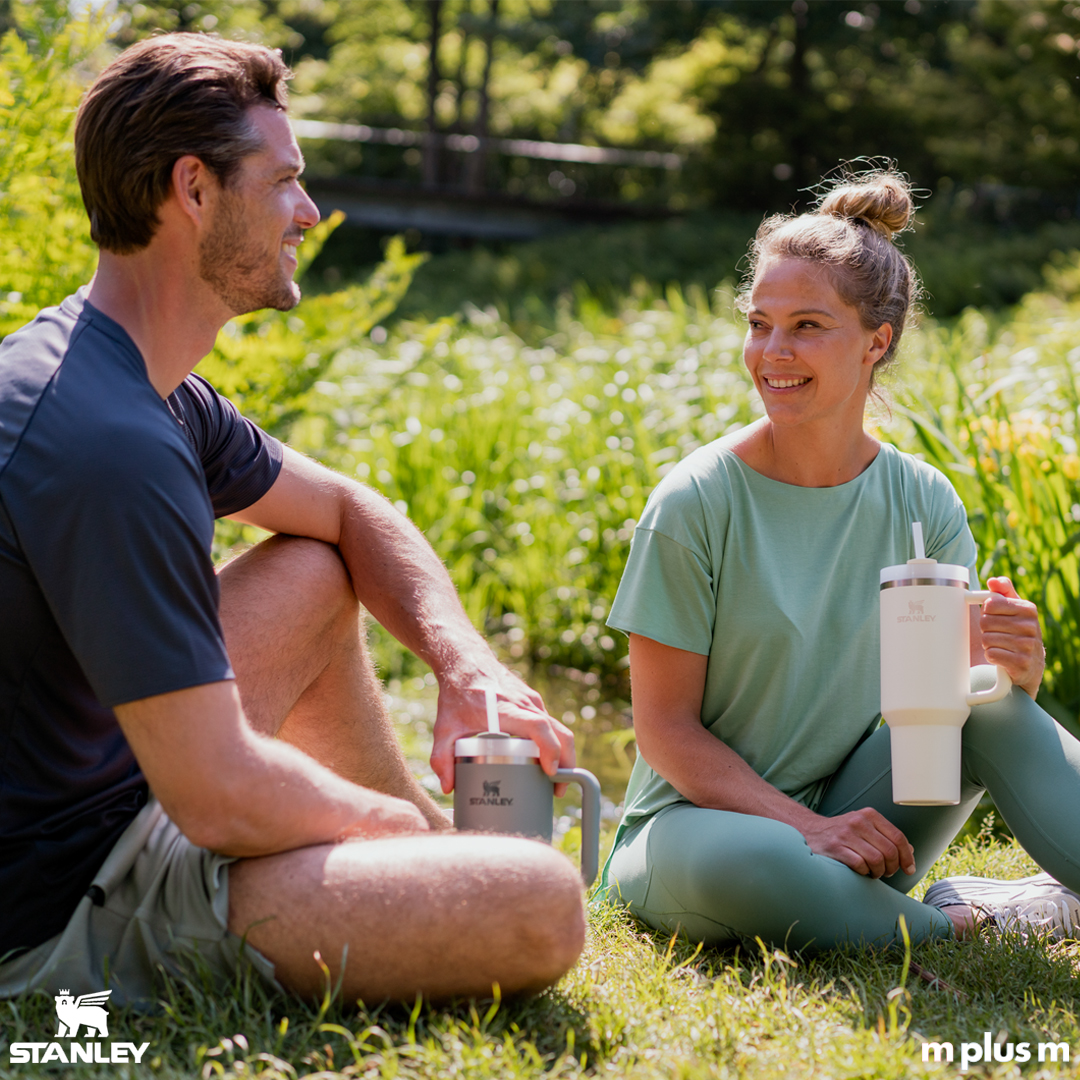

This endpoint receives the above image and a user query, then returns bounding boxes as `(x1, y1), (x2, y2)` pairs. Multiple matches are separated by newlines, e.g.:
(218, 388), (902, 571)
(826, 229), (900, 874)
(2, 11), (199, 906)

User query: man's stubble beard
(198, 189), (300, 316)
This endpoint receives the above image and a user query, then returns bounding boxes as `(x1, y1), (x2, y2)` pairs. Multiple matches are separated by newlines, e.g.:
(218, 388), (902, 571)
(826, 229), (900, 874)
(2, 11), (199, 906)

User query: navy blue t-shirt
(0, 290), (283, 955)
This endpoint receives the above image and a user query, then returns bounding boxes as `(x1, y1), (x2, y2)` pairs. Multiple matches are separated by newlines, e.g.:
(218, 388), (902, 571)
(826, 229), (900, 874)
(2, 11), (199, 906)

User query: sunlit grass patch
(6, 827), (1080, 1078)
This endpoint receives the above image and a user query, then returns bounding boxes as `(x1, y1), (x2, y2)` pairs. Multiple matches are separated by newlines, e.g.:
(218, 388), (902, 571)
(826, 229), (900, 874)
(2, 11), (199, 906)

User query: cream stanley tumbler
(880, 538), (1012, 805)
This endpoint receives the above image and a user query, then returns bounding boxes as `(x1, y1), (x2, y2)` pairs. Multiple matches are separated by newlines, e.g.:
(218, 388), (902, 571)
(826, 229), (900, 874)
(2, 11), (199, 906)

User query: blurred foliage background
(49, 2), (1075, 212)
(7, 0), (1080, 313)
(5, 0), (1080, 750)
(0, 0), (1073, 317)
(80, 0), (1080, 211)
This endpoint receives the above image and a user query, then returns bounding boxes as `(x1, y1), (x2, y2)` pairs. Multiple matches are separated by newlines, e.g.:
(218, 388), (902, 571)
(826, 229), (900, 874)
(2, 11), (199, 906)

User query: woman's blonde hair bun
(817, 170), (914, 241)
(737, 162), (922, 390)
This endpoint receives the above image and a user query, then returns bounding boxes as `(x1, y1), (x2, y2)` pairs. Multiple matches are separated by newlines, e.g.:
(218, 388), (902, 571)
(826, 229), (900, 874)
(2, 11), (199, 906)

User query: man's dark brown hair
(75, 33), (290, 254)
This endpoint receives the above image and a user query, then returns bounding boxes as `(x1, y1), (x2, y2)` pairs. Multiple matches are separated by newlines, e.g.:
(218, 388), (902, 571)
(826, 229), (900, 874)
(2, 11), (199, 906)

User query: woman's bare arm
(629, 634), (915, 878)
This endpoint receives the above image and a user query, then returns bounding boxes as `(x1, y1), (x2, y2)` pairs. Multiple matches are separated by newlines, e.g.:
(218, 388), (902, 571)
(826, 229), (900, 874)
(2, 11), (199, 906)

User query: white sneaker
(924, 873), (1080, 941)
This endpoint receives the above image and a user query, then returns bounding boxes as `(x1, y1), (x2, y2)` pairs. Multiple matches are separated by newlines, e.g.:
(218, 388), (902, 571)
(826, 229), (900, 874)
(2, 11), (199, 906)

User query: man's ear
(170, 155), (217, 228)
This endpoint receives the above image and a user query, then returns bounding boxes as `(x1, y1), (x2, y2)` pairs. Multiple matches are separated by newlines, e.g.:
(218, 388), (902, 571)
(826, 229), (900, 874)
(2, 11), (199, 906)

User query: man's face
(198, 105), (320, 316)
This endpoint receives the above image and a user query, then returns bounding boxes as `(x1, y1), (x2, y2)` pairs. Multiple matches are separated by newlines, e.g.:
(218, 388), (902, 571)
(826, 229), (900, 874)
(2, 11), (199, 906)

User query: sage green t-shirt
(607, 437), (977, 828)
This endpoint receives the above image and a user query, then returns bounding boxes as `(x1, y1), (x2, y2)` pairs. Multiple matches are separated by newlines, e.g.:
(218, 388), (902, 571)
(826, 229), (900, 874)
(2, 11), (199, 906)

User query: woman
(600, 169), (1080, 949)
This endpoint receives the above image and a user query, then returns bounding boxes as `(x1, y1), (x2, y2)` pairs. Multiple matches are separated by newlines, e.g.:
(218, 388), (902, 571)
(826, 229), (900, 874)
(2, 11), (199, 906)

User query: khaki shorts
(0, 798), (278, 1006)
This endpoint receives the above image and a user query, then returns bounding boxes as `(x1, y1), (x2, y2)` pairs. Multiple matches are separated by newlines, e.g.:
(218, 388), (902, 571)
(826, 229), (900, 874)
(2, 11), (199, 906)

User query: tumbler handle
(965, 591), (1013, 706)
(554, 768), (601, 887)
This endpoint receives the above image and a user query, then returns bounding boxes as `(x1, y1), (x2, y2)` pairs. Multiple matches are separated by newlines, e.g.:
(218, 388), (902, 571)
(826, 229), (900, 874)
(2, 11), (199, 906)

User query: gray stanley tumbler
(453, 732), (601, 886)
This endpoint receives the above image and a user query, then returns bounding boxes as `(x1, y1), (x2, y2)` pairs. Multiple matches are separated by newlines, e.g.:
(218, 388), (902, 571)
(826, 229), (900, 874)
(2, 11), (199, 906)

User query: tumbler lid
(879, 558), (970, 587)
(454, 732), (541, 758)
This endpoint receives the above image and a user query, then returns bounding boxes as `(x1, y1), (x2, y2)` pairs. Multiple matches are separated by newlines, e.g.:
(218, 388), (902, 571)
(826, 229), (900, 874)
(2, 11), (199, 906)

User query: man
(0, 33), (584, 1005)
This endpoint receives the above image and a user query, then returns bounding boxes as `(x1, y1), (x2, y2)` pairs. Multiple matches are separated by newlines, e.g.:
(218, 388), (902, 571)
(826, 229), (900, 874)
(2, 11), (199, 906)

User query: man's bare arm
(115, 681), (427, 856)
(230, 448), (575, 790)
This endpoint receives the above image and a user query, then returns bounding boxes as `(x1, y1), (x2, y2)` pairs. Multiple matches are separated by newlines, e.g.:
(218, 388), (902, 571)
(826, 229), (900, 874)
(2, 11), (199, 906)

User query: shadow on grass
(617, 902), (1080, 1055)
(0, 948), (596, 1078)
(4, 895), (1079, 1078)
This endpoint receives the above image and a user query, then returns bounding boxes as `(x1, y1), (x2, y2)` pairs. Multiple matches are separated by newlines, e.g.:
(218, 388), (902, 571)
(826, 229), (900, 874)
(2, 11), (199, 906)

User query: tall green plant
(199, 229), (425, 439)
(886, 295), (1080, 734)
(0, 2), (103, 340)
(290, 282), (757, 676)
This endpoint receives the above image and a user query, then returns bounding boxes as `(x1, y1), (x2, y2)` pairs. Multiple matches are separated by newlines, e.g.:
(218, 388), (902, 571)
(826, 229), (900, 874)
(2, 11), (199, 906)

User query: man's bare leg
(217, 534), (449, 828)
(229, 833), (586, 1001)
(218, 533), (587, 1000)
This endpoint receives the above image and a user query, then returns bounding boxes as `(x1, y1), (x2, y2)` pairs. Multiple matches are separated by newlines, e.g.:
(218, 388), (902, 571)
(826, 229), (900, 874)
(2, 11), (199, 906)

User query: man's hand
(978, 577), (1045, 698)
(429, 665), (576, 794)
(799, 807), (916, 878)
(338, 795), (430, 841)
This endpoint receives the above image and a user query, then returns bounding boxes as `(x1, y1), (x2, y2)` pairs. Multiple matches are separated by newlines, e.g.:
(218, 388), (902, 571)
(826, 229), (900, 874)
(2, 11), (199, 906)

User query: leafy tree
(921, 0), (1080, 193)
(110, 0), (296, 50)
(92, 1), (1080, 216)
(0, 0), (425, 447)
(273, 1), (1080, 212)
(590, 1), (985, 209)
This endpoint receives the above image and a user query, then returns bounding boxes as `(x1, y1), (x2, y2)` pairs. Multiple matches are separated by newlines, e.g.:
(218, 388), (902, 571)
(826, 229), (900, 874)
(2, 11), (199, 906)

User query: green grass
(4, 823), (1080, 1079)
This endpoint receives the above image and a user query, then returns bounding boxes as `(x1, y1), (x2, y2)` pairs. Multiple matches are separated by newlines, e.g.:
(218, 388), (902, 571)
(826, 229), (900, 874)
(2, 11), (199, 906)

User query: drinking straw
(912, 521), (925, 561)
(485, 687), (500, 733)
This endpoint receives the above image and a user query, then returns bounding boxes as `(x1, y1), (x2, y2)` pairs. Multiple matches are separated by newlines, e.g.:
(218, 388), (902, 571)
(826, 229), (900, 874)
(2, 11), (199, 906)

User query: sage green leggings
(604, 685), (1080, 950)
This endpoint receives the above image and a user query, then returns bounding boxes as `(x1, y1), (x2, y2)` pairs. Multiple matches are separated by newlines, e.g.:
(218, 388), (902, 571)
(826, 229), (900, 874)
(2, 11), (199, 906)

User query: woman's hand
(798, 807), (916, 878)
(975, 577), (1045, 698)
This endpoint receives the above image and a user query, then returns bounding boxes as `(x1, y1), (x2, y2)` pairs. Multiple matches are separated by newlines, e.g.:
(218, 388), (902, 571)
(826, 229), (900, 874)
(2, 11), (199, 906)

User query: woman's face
(742, 257), (892, 434)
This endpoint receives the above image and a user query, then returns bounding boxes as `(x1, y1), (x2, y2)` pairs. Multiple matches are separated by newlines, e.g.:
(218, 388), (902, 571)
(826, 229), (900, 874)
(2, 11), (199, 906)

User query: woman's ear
(865, 322), (893, 366)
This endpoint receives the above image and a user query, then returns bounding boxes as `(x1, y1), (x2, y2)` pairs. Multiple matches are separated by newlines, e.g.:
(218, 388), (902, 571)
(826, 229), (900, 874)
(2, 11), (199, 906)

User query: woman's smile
(762, 375), (811, 389)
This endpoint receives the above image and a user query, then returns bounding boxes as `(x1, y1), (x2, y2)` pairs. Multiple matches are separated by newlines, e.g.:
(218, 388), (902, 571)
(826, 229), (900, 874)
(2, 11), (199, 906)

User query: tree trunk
(449, 29), (471, 188)
(423, 0), (443, 189)
(789, 0), (812, 196)
(465, 0), (499, 195)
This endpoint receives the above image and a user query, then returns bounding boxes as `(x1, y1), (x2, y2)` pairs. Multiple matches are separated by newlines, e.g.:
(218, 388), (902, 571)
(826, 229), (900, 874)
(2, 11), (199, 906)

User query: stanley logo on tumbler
(897, 599), (936, 623)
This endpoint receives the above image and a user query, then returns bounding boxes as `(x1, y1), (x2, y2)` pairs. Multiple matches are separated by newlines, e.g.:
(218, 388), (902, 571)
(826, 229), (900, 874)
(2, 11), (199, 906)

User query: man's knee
(445, 836), (585, 989)
(219, 534), (360, 638)
(218, 535), (369, 731)
(510, 842), (587, 983)
(222, 533), (350, 595)
(229, 835), (586, 999)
